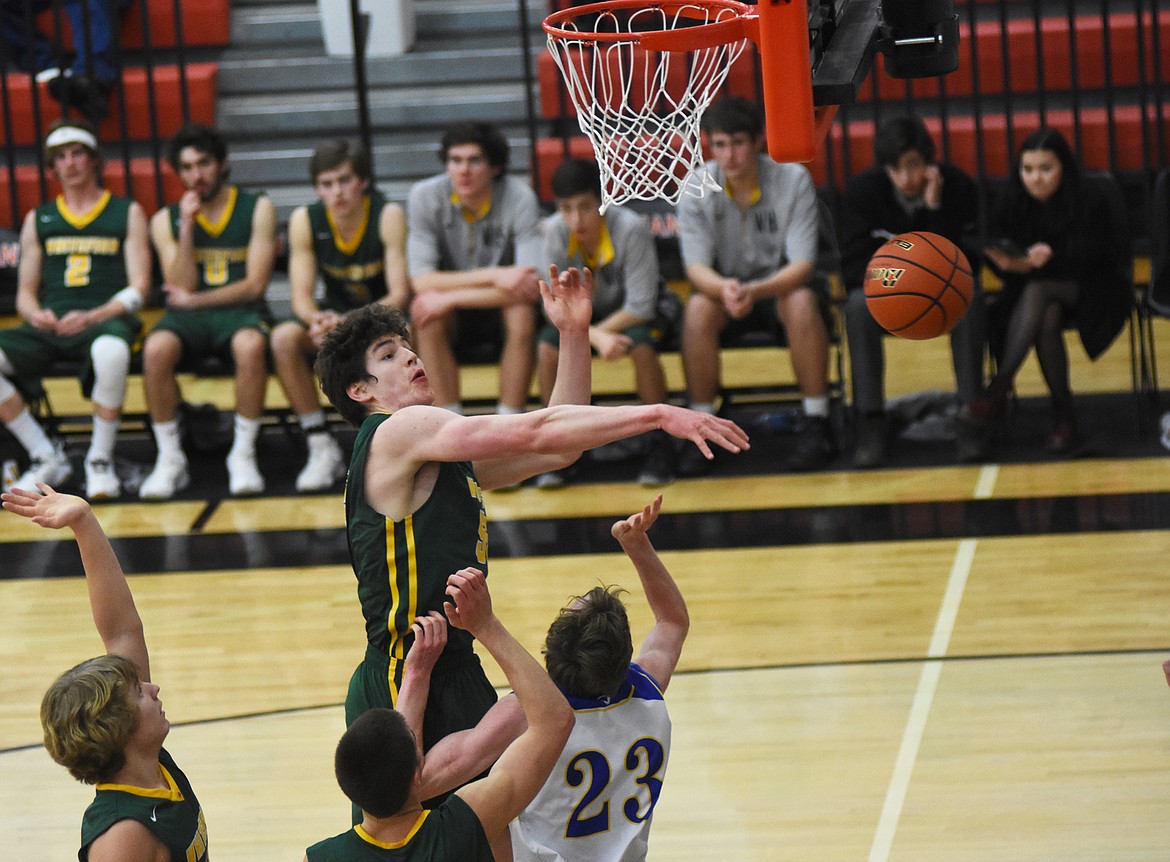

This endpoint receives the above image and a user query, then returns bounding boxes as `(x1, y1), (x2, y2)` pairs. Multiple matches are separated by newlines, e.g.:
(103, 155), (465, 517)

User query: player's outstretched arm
(613, 495), (689, 691)
(447, 568), (573, 843)
(395, 610), (448, 761)
(2, 485), (149, 681)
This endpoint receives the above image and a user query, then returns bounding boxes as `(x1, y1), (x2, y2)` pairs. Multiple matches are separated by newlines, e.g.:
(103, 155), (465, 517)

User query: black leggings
(993, 279), (1079, 401)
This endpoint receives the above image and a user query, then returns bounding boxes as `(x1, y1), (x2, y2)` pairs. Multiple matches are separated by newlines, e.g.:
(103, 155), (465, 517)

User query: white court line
(868, 465), (998, 861)
(974, 464), (1000, 500)
(868, 534), (981, 862)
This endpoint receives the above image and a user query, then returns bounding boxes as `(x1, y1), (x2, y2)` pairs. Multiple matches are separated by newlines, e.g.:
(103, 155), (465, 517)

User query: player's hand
(591, 327), (632, 361)
(720, 280), (752, 319)
(1026, 242), (1053, 269)
(2, 484), (90, 528)
(410, 291), (452, 329)
(922, 164), (943, 209)
(444, 567), (492, 634)
(308, 310), (343, 347)
(406, 611), (448, 679)
(1163, 658), (1170, 689)
(27, 307), (58, 332)
(540, 265), (594, 335)
(55, 309), (94, 337)
(178, 190), (201, 224)
(611, 494), (662, 544)
(162, 282), (199, 310)
(660, 405), (750, 461)
(496, 266), (541, 303)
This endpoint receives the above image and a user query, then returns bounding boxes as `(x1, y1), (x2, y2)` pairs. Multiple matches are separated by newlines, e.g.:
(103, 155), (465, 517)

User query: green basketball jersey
(306, 796), (492, 861)
(79, 748), (208, 862)
(35, 191), (131, 315)
(345, 413), (487, 663)
(308, 191), (390, 312)
(167, 185), (262, 303)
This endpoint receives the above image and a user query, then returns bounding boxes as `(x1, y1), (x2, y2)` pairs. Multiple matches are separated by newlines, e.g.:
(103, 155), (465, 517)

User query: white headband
(44, 126), (98, 152)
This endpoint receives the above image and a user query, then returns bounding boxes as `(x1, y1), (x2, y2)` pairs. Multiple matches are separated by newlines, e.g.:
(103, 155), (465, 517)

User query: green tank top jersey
(306, 796), (492, 862)
(79, 748), (208, 862)
(35, 191), (131, 315)
(346, 412), (487, 662)
(307, 191), (390, 312)
(168, 186), (262, 301)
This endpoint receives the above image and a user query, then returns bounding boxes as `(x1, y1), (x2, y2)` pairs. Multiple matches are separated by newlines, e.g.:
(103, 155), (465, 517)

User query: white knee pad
(89, 335), (132, 410)
(0, 348), (17, 403)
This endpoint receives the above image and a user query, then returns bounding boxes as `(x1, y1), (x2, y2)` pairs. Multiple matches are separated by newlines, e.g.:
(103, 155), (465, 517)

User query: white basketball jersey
(510, 664), (672, 862)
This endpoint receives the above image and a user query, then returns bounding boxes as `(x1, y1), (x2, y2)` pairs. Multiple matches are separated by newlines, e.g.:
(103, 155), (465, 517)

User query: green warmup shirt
(166, 185), (264, 310)
(308, 190), (391, 312)
(35, 190), (131, 315)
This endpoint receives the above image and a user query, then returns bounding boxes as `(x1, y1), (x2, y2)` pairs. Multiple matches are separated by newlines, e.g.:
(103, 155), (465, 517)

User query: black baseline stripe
(5, 490), (1170, 580)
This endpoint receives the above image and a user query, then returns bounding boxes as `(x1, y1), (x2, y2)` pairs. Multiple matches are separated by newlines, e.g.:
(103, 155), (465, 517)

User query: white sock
(231, 414), (262, 456)
(803, 396), (830, 419)
(689, 402), (716, 415)
(87, 415), (119, 463)
(438, 402), (463, 415)
(496, 404), (524, 415)
(5, 408), (54, 459)
(297, 409), (328, 434)
(152, 419), (184, 460)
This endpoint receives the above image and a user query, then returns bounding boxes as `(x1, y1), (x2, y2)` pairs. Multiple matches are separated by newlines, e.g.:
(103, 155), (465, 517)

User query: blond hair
(41, 655), (139, 784)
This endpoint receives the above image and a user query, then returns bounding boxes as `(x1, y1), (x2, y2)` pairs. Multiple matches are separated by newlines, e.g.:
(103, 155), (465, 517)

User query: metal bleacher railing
(0, 0), (226, 232)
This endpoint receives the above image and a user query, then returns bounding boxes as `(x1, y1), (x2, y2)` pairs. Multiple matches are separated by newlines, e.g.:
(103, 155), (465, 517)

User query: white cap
(44, 125), (99, 153)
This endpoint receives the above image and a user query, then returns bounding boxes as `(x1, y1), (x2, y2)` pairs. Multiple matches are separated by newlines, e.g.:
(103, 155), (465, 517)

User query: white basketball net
(546, 4), (748, 212)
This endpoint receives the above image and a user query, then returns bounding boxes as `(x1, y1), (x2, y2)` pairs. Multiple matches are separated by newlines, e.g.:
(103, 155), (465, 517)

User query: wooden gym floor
(2, 325), (1169, 860)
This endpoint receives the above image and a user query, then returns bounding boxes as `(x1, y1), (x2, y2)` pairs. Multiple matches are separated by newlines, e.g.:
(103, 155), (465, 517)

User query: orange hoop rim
(542, 0), (758, 51)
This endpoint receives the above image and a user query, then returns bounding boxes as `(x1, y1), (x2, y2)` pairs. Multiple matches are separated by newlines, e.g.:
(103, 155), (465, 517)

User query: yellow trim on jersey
(354, 815), (431, 849)
(56, 189), (112, 230)
(405, 516), (418, 651)
(567, 222), (615, 270)
(386, 517), (402, 657)
(96, 762), (184, 801)
(195, 185), (238, 237)
(451, 190), (492, 223)
(328, 194), (371, 256)
(723, 179), (761, 207)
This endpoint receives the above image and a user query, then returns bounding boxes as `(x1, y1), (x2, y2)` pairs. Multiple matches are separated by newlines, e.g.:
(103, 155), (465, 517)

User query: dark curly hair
(314, 304), (411, 427)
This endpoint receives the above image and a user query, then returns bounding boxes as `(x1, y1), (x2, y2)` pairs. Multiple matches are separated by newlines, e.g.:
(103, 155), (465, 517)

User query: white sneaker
(227, 449), (265, 497)
(14, 443), (72, 491)
(84, 458), (121, 500)
(1160, 412), (1170, 452)
(139, 452), (190, 500)
(295, 436), (346, 492)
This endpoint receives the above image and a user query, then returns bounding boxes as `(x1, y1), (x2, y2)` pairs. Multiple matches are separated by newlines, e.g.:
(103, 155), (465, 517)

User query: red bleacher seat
(861, 11), (1170, 102)
(2, 63), (217, 148)
(0, 160), (184, 226)
(37, 0), (230, 50)
(809, 106), (1170, 187)
(535, 136), (594, 200)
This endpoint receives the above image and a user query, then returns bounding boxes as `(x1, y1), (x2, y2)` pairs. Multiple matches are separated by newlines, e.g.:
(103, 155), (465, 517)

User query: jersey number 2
(565, 738), (665, 838)
(65, 253), (91, 287)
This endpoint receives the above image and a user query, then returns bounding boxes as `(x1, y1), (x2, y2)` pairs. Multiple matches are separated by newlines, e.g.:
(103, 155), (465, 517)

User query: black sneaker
(675, 440), (715, 477)
(637, 433), (676, 486)
(784, 416), (835, 472)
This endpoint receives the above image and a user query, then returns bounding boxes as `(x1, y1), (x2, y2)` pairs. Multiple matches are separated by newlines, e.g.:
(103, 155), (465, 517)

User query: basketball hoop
(542, 0), (815, 213)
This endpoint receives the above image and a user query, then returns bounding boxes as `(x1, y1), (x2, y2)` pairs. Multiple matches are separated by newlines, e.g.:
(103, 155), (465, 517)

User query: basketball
(863, 231), (974, 340)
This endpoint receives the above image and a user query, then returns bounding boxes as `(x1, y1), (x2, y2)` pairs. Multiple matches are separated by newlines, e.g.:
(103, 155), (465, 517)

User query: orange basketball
(863, 231), (974, 340)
